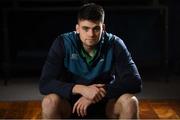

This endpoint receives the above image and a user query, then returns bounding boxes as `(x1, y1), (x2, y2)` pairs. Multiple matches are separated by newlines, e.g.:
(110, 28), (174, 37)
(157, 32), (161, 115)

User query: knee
(42, 93), (61, 110)
(117, 93), (139, 111)
(114, 94), (139, 119)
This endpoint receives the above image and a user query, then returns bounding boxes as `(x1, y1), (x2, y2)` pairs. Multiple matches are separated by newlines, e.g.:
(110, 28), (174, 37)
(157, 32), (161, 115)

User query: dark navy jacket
(39, 31), (142, 100)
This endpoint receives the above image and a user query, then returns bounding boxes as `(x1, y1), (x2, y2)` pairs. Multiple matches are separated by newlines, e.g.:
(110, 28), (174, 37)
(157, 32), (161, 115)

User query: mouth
(86, 38), (96, 41)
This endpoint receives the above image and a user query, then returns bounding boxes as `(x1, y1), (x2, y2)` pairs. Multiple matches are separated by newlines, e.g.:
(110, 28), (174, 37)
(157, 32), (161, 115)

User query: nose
(88, 29), (95, 37)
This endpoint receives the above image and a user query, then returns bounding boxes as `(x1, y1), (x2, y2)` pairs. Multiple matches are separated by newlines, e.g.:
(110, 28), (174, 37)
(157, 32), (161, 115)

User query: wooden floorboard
(139, 100), (159, 119)
(0, 101), (41, 119)
(0, 99), (180, 119)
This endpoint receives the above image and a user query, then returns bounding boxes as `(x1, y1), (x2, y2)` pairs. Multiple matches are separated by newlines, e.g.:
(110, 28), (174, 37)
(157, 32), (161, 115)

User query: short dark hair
(77, 3), (105, 23)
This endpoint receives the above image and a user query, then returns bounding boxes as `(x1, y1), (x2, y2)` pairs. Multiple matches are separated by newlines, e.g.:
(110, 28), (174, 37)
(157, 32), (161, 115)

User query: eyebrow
(82, 26), (89, 29)
(81, 26), (100, 29)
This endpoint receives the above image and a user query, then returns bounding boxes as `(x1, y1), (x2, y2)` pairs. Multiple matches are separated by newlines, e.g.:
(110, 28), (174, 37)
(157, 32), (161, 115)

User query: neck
(83, 45), (95, 56)
(83, 44), (94, 52)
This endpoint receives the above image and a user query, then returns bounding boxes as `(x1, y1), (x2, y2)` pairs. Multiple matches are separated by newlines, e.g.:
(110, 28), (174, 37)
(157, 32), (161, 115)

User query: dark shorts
(69, 95), (108, 119)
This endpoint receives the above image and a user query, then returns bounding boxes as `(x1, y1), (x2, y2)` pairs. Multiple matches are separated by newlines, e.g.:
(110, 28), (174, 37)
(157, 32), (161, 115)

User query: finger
(79, 104), (84, 117)
(76, 102), (81, 116)
(99, 87), (106, 95)
(72, 101), (78, 114)
(94, 84), (105, 88)
(95, 94), (102, 103)
(99, 91), (105, 99)
(96, 88), (105, 102)
(99, 88), (106, 98)
(83, 105), (87, 116)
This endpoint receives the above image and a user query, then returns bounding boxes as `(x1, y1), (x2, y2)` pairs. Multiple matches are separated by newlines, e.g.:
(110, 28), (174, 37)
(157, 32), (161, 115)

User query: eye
(82, 27), (89, 32)
(93, 27), (100, 32)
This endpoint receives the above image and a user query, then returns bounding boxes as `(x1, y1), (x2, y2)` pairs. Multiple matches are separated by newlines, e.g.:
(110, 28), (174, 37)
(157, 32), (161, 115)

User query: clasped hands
(72, 84), (106, 117)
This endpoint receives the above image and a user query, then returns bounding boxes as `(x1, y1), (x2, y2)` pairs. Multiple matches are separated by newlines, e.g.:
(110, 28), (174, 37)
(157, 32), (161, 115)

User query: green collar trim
(81, 48), (97, 65)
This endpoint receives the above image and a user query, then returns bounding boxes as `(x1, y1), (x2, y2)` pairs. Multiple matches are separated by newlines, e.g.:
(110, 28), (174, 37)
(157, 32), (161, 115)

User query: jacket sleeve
(39, 36), (75, 100)
(106, 37), (142, 99)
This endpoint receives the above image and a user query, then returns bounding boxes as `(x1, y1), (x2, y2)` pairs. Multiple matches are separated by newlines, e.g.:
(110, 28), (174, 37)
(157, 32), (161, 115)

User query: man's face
(76, 20), (105, 48)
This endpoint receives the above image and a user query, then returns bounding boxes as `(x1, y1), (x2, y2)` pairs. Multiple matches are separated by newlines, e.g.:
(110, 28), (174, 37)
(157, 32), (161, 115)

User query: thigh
(60, 97), (72, 118)
(105, 99), (120, 118)
(105, 94), (138, 118)
(42, 93), (72, 118)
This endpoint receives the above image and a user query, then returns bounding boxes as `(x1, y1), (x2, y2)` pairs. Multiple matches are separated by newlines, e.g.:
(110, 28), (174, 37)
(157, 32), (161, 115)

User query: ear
(76, 24), (80, 33)
(102, 24), (105, 31)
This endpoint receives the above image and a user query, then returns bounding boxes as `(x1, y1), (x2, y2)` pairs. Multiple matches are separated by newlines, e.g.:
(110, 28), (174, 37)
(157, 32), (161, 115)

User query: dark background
(0, 0), (178, 81)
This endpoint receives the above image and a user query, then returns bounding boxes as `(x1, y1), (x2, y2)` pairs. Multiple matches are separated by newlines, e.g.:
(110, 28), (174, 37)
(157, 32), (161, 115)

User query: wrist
(72, 84), (86, 95)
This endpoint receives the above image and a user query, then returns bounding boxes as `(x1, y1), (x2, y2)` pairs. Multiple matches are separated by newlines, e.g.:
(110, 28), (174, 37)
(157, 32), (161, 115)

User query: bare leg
(41, 93), (71, 119)
(106, 93), (139, 119)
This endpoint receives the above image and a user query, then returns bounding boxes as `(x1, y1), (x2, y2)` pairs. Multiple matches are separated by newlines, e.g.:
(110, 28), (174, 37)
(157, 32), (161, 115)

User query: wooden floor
(0, 99), (180, 119)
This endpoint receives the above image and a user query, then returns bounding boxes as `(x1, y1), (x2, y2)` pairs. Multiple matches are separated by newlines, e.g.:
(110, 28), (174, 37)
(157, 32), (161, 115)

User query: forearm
(105, 76), (142, 99)
(39, 74), (76, 100)
(72, 84), (106, 103)
(72, 84), (86, 95)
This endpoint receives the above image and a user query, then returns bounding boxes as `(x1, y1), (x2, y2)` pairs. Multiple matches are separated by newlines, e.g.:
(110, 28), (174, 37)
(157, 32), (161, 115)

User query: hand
(72, 96), (93, 117)
(72, 84), (107, 103)
(81, 84), (106, 103)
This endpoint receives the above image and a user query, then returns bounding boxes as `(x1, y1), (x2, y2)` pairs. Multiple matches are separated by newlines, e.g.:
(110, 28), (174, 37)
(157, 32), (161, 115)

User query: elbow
(39, 83), (46, 95)
(135, 84), (142, 93)
(134, 77), (143, 93)
(129, 76), (142, 94)
(39, 78), (49, 95)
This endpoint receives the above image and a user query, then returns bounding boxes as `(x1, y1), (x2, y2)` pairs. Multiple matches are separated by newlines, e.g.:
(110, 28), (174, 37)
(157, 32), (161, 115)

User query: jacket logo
(70, 53), (79, 60)
(99, 58), (104, 62)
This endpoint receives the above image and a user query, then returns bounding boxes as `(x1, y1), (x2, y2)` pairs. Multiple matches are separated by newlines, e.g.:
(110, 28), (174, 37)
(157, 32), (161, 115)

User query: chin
(88, 43), (97, 46)
(84, 44), (95, 48)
